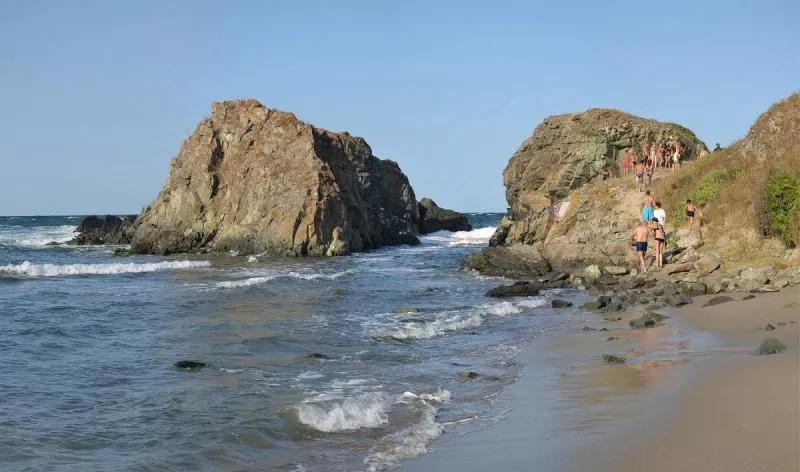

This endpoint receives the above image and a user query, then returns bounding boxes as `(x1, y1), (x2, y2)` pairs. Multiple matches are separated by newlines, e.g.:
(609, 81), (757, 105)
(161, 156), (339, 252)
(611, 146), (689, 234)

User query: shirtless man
(685, 199), (698, 229)
(634, 161), (646, 191)
(650, 218), (665, 267)
(641, 190), (655, 222)
(631, 221), (651, 274)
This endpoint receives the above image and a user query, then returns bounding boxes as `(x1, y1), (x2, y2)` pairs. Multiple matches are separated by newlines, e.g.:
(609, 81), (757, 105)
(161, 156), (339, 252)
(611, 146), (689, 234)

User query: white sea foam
(484, 301), (521, 316)
(0, 260), (211, 277)
(365, 389), (451, 471)
(215, 269), (353, 288)
(0, 224), (77, 248)
(420, 226), (496, 248)
(295, 391), (391, 432)
(515, 297), (547, 309)
(247, 255), (258, 263)
(369, 312), (483, 340)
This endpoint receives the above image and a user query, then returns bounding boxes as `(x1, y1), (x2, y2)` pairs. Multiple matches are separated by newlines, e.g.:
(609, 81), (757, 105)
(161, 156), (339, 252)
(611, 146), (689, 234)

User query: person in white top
(653, 201), (666, 230)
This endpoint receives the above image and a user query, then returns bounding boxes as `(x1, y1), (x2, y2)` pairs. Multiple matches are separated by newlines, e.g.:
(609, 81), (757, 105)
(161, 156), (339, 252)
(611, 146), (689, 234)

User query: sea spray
(0, 260), (211, 277)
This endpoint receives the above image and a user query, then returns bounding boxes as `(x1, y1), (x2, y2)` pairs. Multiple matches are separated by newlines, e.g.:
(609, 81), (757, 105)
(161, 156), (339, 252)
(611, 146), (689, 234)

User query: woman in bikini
(685, 199), (698, 229)
(651, 218), (665, 267)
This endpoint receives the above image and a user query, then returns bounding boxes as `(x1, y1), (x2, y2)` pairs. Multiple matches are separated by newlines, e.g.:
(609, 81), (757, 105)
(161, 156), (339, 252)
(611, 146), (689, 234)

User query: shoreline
(403, 285), (799, 472)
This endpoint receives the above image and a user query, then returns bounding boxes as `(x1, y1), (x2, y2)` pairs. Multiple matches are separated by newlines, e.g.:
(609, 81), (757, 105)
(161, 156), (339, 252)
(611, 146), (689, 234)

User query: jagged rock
(461, 245), (551, 278)
(584, 264), (602, 279)
(130, 100), (419, 256)
(707, 279), (725, 294)
(174, 360), (207, 370)
(739, 268), (769, 285)
(702, 296), (733, 307)
(68, 215), (137, 245)
(620, 275), (646, 290)
(772, 278), (790, 288)
(485, 280), (568, 297)
(674, 229), (704, 251)
(757, 338), (787, 355)
(695, 254), (722, 275)
(604, 266), (628, 276)
(417, 198), (472, 234)
(650, 282), (678, 297)
(681, 282), (707, 296)
(551, 299), (573, 308)
(602, 354), (626, 365)
(664, 294), (692, 306)
(765, 323), (776, 331)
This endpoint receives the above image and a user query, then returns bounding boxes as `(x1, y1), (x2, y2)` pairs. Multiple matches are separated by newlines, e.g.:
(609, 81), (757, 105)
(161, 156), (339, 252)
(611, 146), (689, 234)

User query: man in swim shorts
(641, 190), (655, 222)
(635, 161), (645, 191)
(685, 199), (698, 230)
(631, 220), (651, 274)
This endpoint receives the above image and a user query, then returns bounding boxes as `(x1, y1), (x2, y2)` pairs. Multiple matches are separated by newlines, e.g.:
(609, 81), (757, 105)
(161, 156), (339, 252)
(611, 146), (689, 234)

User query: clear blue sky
(1, 0), (797, 215)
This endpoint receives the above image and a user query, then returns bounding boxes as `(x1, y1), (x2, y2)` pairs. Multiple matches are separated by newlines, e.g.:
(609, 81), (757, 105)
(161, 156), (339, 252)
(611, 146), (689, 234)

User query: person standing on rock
(650, 217), (665, 267)
(685, 199), (698, 230)
(641, 190), (655, 222)
(631, 221), (651, 274)
(653, 201), (666, 231)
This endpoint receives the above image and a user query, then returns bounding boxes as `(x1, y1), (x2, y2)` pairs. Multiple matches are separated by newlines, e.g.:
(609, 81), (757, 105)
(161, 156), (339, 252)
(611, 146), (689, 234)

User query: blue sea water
(0, 214), (586, 471)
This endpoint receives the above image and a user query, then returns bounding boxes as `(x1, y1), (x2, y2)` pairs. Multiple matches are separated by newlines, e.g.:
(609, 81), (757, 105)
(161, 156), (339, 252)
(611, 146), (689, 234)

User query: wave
(420, 226), (496, 248)
(0, 260), (211, 277)
(369, 312), (483, 340)
(0, 224), (77, 248)
(214, 269), (353, 289)
(295, 392), (391, 432)
(365, 389), (451, 471)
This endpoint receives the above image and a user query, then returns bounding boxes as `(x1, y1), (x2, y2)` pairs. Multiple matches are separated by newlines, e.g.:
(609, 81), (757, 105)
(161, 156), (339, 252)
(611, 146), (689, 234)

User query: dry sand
(574, 286), (800, 472)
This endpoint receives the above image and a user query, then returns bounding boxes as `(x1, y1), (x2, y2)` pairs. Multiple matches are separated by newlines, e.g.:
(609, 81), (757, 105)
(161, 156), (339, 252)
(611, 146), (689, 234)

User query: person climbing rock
(631, 220), (651, 274)
(685, 199), (698, 230)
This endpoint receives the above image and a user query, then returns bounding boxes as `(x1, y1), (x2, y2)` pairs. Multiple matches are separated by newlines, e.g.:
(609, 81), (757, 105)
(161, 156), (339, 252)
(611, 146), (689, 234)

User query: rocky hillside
(465, 108), (706, 276)
(131, 100), (419, 256)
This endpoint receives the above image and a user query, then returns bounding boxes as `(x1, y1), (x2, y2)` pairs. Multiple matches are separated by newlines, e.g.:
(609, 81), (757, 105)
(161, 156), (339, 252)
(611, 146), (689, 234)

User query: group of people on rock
(620, 138), (687, 191)
(630, 190), (699, 274)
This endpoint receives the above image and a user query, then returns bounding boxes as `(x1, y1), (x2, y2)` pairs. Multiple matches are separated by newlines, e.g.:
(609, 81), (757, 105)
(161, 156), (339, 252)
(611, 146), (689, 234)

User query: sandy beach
(405, 285), (799, 472)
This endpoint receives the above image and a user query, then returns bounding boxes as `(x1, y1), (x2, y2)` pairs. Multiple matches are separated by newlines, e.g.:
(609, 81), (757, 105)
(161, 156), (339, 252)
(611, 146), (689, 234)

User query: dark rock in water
(742, 294), (756, 300)
(629, 312), (669, 329)
(603, 302), (623, 312)
(580, 300), (606, 310)
(582, 326), (597, 331)
(174, 360), (208, 370)
(703, 296), (733, 307)
(461, 245), (551, 279)
(765, 323), (776, 331)
(111, 248), (131, 257)
(606, 336), (620, 341)
(306, 352), (331, 360)
(757, 338), (787, 355)
(465, 371), (480, 379)
(600, 327), (609, 332)
(551, 299), (573, 308)
(549, 272), (570, 282)
(45, 241), (62, 246)
(486, 280), (568, 297)
(602, 354), (626, 365)
(664, 294), (692, 307)
(597, 295), (612, 304)
(513, 280), (531, 286)
(68, 215), (137, 245)
(417, 198), (472, 234)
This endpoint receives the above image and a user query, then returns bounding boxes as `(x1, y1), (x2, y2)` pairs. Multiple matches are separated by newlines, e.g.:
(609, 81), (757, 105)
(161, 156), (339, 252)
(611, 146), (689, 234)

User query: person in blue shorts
(641, 190), (655, 222)
(631, 220), (651, 274)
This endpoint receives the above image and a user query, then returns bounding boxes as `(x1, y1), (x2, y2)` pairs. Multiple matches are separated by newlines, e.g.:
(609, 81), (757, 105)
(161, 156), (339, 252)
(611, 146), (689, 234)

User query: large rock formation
(67, 215), (137, 245)
(465, 108), (705, 276)
(417, 198), (472, 234)
(131, 100), (419, 256)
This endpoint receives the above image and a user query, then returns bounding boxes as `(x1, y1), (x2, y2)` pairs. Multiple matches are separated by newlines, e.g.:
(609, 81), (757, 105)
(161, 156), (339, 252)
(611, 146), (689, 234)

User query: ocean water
(0, 214), (586, 471)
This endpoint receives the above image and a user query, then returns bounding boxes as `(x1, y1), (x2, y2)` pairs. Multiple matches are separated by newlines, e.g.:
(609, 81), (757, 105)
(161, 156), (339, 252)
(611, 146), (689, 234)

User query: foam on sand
(365, 389), (452, 471)
(0, 260), (211, 277)
(295, 392), (391, 432)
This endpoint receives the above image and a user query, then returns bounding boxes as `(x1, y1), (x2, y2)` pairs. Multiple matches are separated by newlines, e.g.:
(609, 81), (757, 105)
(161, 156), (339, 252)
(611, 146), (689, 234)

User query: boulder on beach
(68, 215), (137, 245)
(417, 198), (472, 234)
(485, 280), (568, 297)
(131, 100), (419, 256)
(461, 245), (551, 278)
(551, 299), (573, 308)
(757, 338), (787, 355)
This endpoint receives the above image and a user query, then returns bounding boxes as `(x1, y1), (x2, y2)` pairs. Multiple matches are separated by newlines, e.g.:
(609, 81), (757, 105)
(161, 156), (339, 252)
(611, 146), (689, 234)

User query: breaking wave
(0, 224), (77, 248)
(295, 392), (391, 432)
(215, 269), (353, 288)
(0, 260), (211, 277)
(420, 226), (496, 248)
(368, 312), (484, 340)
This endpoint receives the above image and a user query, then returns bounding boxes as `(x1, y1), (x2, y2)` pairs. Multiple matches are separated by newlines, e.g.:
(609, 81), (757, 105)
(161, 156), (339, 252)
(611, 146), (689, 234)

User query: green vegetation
(764, 171), (800, 246)
(670, 166), (741, 225)
(668, 122), (701, 144)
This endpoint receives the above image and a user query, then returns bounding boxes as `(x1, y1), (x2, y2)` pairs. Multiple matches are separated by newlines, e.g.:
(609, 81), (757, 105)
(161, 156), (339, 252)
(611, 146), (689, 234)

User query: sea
(0, 214), (590, 471)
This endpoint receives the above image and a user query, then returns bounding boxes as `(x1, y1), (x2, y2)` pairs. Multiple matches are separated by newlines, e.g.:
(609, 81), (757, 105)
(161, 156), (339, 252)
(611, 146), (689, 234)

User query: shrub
(764, 171), (800, 246)
(670, 166), (741, 225)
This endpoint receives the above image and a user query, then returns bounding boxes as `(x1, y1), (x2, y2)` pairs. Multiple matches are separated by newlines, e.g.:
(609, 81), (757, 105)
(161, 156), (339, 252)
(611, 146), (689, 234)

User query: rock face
(131, 100), (420, 256)
(466, 108), (704, 277)
(494, 109), (706, 249)
(417, 198), (472, 234)
(68, 215), (137, 245)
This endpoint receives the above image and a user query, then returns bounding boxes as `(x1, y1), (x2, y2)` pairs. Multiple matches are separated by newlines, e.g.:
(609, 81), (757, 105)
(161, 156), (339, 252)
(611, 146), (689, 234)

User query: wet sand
(404, 286), (799, 472)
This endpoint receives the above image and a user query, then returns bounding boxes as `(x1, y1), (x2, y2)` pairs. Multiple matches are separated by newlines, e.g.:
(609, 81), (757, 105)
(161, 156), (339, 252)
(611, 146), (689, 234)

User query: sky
(0, 0), (798, 215)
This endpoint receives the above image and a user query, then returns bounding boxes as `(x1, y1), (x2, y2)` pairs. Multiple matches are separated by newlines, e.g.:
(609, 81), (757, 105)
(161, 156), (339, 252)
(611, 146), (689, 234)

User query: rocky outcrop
(466, 108), (704, 277)
(131, 100), (419, 256)
(67, 215), (137, 245)
(417, 198), (472, 234)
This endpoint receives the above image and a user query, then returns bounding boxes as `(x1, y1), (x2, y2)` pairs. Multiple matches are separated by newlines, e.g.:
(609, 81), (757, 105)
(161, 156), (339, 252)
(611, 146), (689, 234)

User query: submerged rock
(602, 354), (626, 365)
(664, 294), (692, 307)
(551, 299), (573, 308)
(485, 280), (567, 297)
(174, 360), (208, 370)
(417, 198), (472, 234)
(757, 338), (787, 355)
(131, 100), (419, 256)
(629, 312), (669, 329)
(306, 352), (331, 360)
